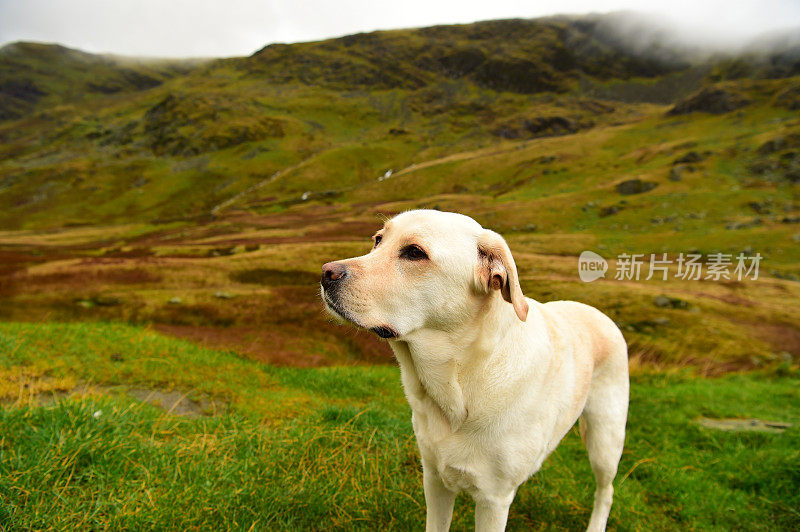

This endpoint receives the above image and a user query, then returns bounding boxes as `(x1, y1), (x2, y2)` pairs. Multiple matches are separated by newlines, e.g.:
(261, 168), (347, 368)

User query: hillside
(0, 15), (798, 230)
(0, 41), (198, 120)
(0, 14), (799, 373)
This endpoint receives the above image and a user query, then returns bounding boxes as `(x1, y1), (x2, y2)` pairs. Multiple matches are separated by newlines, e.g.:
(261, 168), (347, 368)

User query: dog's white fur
(321, 210), (628, 531)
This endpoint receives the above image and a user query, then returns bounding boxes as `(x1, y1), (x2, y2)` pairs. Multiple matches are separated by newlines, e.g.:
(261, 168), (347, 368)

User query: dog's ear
(477, 230), (529, 321)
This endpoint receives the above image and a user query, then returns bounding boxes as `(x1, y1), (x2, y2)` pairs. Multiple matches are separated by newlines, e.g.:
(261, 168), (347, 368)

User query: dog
(320, 210), (629, 532)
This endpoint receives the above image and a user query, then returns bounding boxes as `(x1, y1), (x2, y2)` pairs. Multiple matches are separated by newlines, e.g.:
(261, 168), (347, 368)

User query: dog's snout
(321, 262), (348, 289)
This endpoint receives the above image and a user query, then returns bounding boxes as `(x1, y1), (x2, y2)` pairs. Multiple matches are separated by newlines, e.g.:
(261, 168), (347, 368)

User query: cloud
(0, 0), (798, 57)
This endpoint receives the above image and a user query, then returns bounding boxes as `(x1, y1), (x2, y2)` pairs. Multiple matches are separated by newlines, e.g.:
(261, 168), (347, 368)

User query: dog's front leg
(474, 490), (515, 532)
(422, 459), (456, 532)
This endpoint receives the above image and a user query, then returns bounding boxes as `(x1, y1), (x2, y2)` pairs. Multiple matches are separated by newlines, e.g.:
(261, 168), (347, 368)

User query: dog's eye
(373, 235), (382, 248)
(400, 245), (428, 261)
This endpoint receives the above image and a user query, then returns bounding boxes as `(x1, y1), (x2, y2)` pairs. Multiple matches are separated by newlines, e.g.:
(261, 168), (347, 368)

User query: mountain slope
(0, 14), (798, 235)
(0, 41), (201, 121)
(237, 16), (687, 94)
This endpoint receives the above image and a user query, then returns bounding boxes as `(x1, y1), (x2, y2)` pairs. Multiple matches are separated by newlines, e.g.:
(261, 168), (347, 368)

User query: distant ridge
(0, 12), (798, 229)
(2, 13), (798, 119)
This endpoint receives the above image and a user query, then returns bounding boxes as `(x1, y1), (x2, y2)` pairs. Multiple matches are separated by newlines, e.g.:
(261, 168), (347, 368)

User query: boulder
(654, 295), (689, 309)
(616, 178), (657, 195)
(599, 204), (622, 217)
(668, 87), (750, 115)
(673, 151), (705, 164)
(669, 164), (690, 181)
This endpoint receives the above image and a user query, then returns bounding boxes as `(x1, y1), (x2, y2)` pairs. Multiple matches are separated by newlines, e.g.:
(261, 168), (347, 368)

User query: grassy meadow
(0, 322), (798, 530)
(1, 14), (800, 530)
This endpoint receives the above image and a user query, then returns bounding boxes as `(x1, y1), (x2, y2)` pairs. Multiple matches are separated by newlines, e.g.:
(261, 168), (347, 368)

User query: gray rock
(209, 247), (237, 257)
(673, 151), (705, 164)
(747, 201), (771, 214)
(213, 291), (235, 299)
(770, 270), (800, 281)
(726, 218), (763, 230)
(616, 178), (657, 195)
(757, 136), (787, 155)
(127, 387), (222, 418)
(669, 164), (688, 181)
(698, 417), (791, 433)
(92, 296), (122, 306)
(654, 295), (689, 309)
(668, 87), (750, 115)
(599, 205), (622, 217)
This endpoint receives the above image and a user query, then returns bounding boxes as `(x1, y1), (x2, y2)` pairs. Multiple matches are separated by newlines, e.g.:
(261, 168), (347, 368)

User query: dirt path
(209, 153), (322, 215)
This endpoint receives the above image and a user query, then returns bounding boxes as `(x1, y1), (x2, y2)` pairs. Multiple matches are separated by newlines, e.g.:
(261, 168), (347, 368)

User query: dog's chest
(410, 404), (482, 491)
(406, 365), (577, 493)
(410, 401), (539, 494)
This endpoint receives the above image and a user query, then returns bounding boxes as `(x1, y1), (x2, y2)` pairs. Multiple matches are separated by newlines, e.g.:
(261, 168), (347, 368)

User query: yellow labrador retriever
(320, 210), (628, 532)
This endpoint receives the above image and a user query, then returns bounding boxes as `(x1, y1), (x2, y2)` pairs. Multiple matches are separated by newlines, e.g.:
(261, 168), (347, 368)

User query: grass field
(0, 321), (798, 530)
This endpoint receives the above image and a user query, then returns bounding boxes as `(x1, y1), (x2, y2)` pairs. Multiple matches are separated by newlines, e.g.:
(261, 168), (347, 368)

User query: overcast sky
(1, 0), (799, 58)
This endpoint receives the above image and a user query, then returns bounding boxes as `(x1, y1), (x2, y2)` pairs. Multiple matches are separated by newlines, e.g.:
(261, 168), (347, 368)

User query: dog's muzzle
(321, 261), (351, 320)
(320, 261), (399, 340)
(321, 261), (347, 292)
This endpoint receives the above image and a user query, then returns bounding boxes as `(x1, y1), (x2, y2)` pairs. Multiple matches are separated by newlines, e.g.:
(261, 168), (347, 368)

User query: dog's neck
(390, 294), (532, 432)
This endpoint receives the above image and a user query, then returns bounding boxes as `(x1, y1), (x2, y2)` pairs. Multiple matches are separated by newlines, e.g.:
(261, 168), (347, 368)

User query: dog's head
(320, 210), (528, 339)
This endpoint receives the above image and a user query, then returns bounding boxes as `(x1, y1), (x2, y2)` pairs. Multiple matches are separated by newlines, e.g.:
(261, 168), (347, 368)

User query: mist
(0, 0), (798, 58)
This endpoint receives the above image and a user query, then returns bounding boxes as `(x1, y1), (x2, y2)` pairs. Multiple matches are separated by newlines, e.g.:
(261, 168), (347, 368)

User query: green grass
(0, 321), (798, 530)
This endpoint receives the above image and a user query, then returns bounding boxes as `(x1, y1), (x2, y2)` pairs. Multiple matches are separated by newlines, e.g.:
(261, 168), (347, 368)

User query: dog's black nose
(321, 262), (347, 289)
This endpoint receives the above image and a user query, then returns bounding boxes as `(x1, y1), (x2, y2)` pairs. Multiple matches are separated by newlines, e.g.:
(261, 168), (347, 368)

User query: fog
(0, 0), (798, 58)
